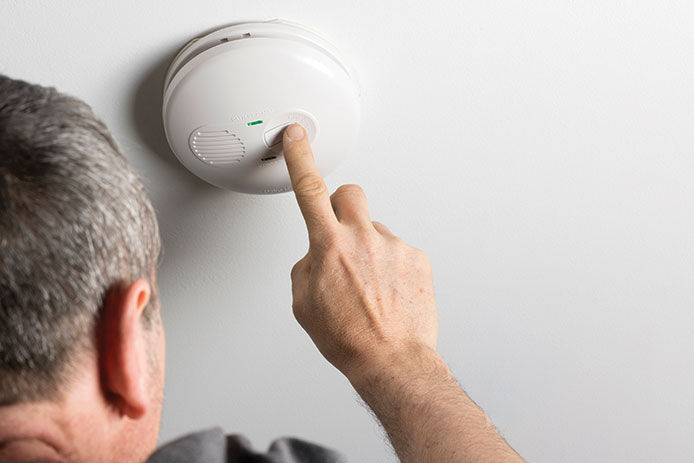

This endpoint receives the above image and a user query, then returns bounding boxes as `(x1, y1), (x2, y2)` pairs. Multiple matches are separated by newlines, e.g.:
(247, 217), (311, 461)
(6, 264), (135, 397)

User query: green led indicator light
(247, 120), (263, 126)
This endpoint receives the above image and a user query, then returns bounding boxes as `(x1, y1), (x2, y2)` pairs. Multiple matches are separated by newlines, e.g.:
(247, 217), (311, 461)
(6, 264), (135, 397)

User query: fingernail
(285, 123), (304, 141)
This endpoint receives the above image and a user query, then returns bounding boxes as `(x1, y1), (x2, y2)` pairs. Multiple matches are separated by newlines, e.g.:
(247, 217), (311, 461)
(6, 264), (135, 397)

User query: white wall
(2, 1), (693, 461)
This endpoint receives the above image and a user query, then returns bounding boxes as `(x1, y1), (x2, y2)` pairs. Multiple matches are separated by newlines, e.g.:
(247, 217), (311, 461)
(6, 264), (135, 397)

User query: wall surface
(2, 1), (693, 461)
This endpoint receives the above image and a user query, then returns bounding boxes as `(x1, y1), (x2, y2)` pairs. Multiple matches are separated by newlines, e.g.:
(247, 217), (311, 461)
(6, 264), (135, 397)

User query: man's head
(0, 74), (165, 462)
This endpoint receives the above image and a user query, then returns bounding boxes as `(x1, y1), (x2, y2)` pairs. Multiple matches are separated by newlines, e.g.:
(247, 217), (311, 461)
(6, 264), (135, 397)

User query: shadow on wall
(130, 20), (265, 169)
(127, 38), (241, 283)
(130, 42), (188, 171)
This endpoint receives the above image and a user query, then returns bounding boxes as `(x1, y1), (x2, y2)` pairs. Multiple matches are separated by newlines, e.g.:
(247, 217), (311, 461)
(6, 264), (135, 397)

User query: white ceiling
(2, 1), (693, 461)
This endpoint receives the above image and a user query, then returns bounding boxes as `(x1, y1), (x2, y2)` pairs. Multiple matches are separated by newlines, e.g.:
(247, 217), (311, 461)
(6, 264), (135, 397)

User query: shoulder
(148, 428), (347, 463)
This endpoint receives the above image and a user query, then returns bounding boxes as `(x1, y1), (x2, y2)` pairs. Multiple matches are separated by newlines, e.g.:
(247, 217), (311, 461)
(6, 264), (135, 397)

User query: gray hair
(0, 75), (161, 405)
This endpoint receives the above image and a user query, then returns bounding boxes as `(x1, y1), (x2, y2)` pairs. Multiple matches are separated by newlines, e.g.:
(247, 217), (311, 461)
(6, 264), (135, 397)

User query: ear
(99, 279), (152, 419)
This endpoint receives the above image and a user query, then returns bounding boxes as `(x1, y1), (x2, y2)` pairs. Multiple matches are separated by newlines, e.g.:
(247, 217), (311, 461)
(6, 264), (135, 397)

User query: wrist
(345, 342), (449, 395)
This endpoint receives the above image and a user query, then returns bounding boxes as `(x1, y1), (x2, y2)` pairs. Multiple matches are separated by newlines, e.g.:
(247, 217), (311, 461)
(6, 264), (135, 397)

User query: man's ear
(99, 278), (152, 419)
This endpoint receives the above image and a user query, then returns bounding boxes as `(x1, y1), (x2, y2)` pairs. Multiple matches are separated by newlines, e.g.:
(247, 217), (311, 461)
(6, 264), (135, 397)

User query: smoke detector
(162, 19), (361, 194)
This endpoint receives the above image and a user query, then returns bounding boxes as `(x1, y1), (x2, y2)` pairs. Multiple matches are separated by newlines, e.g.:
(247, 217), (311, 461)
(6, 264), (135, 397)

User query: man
(0, 74), (523, 462)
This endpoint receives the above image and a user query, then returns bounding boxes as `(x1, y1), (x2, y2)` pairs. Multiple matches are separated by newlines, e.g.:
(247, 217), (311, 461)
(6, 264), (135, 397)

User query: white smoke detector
(162, 19), (361, 194)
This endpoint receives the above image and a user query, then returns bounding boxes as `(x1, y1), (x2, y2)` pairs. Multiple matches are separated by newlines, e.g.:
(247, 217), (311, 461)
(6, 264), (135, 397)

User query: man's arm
(282, 123), (524, 462)
(349, 345), (522, 462)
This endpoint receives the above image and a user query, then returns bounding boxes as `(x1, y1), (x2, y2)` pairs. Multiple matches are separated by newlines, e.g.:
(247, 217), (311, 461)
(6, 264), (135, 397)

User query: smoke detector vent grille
(189, 129), (245, 165)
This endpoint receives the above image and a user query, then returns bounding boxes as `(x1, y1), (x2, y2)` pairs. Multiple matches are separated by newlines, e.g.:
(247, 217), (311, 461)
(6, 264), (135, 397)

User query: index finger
(282, 123), (339, 241)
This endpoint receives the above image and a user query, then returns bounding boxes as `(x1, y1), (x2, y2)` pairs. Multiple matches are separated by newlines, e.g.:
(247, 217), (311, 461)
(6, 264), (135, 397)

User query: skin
(0, 122), (524, 463)
(282, 123), (524, 463)
(0, 279), (166, 463)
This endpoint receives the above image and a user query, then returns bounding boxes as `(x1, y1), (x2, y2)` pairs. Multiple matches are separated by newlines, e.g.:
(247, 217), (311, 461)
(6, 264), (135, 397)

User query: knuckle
(334, 183), (364, 197)
(291, 253), (311, 279)
(413, 246), (428, 258)
(356, 229), (380, 254)
(412, 248), (432, 271)
(290, 261), (301, 279)
(396, 241), (430, 269)
(360, 226), (382, 247)
(392, 235), (408, 249)
(295, 173), (328, 198)
(331, 184), (366, 205)
(291, 300), (304, 321)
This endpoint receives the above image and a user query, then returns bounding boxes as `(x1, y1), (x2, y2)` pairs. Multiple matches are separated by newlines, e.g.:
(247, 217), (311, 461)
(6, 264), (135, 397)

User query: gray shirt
(147, 428), (347, 463)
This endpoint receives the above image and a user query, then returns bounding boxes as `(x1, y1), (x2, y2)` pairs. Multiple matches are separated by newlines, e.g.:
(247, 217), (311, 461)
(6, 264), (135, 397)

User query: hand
(282, 123), (439, 382)
(282, 124), (523, 462)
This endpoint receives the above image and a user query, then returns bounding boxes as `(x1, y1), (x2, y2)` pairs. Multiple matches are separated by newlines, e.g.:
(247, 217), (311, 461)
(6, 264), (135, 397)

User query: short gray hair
(0, 75), (161, 405)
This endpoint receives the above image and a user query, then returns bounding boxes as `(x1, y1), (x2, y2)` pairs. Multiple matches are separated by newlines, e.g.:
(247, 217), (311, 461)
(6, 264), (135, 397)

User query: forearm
(348, 344), (524, 463)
